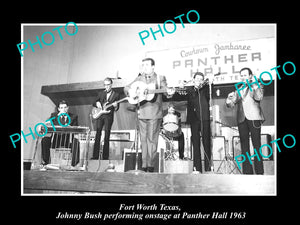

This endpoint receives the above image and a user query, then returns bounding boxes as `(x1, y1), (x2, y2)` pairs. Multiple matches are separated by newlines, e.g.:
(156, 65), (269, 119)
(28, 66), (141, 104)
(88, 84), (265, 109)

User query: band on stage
(38, 57), (265, 175)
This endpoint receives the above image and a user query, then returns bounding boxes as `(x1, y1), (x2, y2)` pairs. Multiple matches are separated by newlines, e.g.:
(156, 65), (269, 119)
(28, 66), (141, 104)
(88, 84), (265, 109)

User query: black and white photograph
(8, 4), (298, 225)
(21, 23), (277, 195)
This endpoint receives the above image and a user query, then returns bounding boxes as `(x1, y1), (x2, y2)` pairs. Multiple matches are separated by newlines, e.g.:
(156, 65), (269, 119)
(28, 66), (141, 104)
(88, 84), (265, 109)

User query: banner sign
(146, 37), (276, 86)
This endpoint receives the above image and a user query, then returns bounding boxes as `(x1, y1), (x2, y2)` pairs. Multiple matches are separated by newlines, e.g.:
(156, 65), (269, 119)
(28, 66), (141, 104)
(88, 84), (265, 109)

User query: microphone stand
(208, 77), (214, 173)
(196, 79), (214, 173)
(206, 73), (223, 172)
(127, 94), (145, 174)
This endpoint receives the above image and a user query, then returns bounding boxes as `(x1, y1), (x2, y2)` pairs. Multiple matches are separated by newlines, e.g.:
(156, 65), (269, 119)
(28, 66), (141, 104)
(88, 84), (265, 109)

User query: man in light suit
(226, 68), (264, 174)
(124, 58), (175, 172)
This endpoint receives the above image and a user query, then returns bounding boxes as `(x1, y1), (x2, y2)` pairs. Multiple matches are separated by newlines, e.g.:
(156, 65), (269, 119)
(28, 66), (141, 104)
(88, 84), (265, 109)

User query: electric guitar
(127, 81), (187, 105)
(91, 97), (128, 120)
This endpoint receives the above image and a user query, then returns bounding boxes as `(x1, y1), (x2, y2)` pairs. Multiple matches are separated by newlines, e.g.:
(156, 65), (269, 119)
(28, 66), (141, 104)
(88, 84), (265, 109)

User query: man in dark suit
(41, 100), (79, 165)
(226, 68), (264, 174)
(186, 72), (212, 173)
(92, 77), (120, 160)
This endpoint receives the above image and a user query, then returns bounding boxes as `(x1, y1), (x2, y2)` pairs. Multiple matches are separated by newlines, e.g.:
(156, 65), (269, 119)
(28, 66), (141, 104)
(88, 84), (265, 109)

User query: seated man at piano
(39, 100), (79, 166)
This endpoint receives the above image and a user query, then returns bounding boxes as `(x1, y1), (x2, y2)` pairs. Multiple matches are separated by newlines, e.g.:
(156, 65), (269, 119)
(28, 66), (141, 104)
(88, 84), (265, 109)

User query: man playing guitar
(124, 58), (175, 172)
(92, 77), (120, 160)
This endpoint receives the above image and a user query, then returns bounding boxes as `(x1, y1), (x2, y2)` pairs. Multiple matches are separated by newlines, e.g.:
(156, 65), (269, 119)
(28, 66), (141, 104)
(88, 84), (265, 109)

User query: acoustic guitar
(127, 81), (187, 105)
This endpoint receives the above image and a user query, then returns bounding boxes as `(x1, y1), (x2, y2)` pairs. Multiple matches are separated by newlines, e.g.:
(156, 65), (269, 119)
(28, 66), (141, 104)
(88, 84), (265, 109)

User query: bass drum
(162, 113), (181, 138)
(163, 114), (179, 132)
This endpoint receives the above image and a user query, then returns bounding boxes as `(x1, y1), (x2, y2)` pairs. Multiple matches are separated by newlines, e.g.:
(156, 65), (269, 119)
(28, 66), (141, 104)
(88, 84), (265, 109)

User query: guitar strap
(156, 73), (161, 89)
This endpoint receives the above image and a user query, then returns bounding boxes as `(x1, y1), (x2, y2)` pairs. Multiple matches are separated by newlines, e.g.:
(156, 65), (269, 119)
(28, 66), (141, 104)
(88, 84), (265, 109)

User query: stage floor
(23, 170), (275, 195)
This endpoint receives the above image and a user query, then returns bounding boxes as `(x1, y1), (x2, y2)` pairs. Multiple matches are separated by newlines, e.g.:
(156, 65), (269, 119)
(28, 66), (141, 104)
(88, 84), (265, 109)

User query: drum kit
(161, 113), (181, 160)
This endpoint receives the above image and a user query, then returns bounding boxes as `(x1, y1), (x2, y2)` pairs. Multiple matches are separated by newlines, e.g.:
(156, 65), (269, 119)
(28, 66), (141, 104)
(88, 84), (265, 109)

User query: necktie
(106, 90), (112, 101)
(61, 115), (67, 125)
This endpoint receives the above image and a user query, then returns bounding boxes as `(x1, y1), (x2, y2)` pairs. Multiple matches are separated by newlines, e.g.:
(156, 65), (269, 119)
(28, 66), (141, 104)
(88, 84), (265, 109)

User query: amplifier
(87, 131), (132, 142)
(232, 134), (273, 160)
(123, 149), (162, 172)
(109, 131), (131, 141)
(232, 134), (274, 175)
(124, 152), (142, 172)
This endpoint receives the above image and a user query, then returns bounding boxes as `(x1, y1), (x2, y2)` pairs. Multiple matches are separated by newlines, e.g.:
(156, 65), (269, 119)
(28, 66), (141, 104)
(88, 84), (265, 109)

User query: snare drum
(163, 113), (179, 132)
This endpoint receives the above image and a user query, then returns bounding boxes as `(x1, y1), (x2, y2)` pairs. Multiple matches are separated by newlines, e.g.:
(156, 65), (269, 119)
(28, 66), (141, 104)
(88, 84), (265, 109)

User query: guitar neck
(148, 89), (167, 94)
(105, 97), (128, 108)
(148, 87), (184, 94)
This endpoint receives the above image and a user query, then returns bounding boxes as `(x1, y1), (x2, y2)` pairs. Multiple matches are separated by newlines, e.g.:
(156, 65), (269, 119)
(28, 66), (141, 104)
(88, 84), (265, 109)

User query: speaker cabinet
(232, 134), (273, 160)
(124, 152), (142, 172)
(232, 134), (274, 175)
(123, 149), (161, 172)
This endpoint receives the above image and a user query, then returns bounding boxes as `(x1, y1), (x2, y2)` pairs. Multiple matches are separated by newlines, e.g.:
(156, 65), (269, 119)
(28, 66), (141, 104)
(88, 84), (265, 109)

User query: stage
(23, 170), (275, 195)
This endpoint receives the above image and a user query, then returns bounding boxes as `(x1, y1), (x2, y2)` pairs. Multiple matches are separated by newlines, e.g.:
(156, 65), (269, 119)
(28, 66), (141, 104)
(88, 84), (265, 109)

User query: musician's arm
(37, 113), (56, 134)
(225, 91), (239, 108)
(92, 92), (102, 108)
(113, 104), (119, 111)
(225, 99), (235, 108)
(160, 75), (175, 98)
(250, 83), (264, 101)
(113, 92), (120, 111)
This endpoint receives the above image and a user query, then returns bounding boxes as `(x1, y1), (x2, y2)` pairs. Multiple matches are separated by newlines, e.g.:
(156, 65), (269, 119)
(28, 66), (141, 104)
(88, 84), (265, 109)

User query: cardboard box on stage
(164, 160), (193, 173)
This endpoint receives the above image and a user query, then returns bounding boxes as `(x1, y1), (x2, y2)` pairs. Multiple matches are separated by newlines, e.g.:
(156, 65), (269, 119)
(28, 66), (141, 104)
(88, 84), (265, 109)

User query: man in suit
(226, 67), (264, 174)
(41, 100), (79, 165)
(124, 58), (175, 172)
(185, 72), (212, 173)
(92, 77), (120, 160)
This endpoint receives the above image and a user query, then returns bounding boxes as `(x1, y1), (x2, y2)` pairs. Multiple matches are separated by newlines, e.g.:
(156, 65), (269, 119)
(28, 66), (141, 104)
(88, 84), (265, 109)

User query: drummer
(162, 103), (185, 159)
